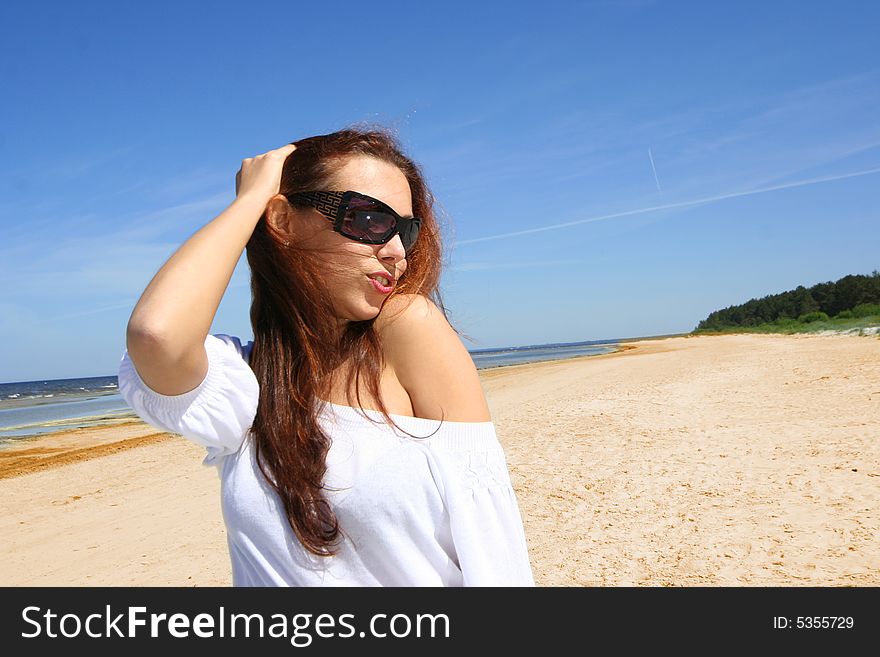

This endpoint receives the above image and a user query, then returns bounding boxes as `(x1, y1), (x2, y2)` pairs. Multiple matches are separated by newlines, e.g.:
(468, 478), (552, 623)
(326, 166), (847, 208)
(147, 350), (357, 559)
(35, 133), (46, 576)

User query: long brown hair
(245, 125), (450, 556)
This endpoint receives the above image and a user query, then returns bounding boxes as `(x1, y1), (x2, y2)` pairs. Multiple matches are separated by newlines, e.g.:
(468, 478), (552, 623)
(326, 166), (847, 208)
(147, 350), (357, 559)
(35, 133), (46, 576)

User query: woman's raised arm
(125, 143), (296, 396)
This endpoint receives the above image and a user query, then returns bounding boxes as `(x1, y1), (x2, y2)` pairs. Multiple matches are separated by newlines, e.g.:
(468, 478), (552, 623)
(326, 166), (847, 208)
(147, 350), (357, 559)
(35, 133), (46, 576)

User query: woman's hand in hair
(235, 143), (297, 203)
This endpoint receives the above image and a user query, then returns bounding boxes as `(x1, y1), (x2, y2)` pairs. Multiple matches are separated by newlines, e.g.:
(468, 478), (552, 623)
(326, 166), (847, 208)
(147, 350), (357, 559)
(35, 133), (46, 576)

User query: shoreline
(2, 331), (877, 586)
(1, 328), (873, 477)
(0, 336), (653, 458)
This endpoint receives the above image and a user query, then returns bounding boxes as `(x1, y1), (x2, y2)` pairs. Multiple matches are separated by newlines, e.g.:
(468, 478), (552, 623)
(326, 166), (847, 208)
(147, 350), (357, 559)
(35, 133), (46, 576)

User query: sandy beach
(1, 333), (877, 586)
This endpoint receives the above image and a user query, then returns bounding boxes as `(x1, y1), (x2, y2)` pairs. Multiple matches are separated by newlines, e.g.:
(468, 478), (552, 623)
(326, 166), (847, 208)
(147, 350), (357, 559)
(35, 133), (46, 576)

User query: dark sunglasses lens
(341, 197), (420, 252)
(401, 219), (421, 252)
(342, 210), (397, 242)
(342, 205), (396, 242)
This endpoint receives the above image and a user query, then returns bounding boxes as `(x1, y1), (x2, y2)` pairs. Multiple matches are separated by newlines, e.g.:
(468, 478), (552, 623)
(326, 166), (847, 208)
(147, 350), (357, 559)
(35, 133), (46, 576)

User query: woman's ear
(265, 195), (294, 238)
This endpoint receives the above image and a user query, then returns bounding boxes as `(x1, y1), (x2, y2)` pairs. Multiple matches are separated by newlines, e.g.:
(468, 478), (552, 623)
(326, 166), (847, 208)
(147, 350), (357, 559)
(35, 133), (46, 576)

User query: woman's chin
(340, 299), (383, 323)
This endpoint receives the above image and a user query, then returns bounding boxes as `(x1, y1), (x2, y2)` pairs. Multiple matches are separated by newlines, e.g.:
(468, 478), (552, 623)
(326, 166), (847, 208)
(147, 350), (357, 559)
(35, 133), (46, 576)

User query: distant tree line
(695, 270), (880, 331)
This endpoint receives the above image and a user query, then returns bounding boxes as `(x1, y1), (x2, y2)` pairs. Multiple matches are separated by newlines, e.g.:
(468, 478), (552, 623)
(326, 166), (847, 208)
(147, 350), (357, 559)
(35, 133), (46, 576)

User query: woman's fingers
(235, 143), (297, 201)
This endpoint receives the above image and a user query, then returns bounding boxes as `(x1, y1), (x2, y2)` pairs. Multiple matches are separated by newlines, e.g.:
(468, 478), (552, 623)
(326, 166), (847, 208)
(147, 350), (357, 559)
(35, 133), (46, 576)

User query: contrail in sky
(454, 165), (880, 246)
(47, 301), (137, 322)
(648, 147), (662, 192)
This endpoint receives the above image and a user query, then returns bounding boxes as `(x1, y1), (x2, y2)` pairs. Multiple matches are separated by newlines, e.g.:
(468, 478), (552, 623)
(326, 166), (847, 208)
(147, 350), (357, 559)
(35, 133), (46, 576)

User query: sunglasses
(284, 190), (422, 254)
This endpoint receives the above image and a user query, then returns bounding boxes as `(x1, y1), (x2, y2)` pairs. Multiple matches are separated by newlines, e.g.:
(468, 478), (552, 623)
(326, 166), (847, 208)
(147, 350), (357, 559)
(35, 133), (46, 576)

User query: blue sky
(1, 1), (878, 382)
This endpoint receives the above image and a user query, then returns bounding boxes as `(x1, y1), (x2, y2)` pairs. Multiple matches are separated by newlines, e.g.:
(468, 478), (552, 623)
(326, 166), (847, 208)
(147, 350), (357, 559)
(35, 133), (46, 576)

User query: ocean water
(470, 339), (617, 370)
(0, 338), (619, 443)
(0, 376), (134, 442)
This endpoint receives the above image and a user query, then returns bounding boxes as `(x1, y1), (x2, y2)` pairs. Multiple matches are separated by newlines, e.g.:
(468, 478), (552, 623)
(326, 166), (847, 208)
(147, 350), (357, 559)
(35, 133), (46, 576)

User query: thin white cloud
(2, 145), (136, 181)
(108, 190), (232, 242)
(648, 147), (662, 192)
(107, 166), (230, 203)
(46, 300), (139, 323)
(454, 165), (880, 245)
(450, 258), (595, 272)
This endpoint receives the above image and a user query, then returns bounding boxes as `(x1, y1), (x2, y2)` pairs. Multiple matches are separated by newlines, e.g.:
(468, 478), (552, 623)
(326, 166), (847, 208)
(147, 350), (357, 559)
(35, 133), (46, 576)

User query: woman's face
(287, 155), (413, 325)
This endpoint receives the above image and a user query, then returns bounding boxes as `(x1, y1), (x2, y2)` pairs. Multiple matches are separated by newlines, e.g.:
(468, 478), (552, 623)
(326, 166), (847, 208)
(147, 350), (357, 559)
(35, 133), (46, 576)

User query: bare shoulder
(376, 294), (491, 422)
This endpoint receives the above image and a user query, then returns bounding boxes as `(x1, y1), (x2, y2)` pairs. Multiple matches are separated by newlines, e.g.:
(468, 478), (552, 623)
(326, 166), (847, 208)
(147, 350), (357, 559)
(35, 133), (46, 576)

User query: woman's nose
(378, 234), (407, 262)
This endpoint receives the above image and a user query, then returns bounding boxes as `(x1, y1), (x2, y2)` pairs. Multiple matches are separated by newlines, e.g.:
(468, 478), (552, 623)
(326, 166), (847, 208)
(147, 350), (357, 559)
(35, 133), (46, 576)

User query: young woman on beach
(118, 127), (534, 586)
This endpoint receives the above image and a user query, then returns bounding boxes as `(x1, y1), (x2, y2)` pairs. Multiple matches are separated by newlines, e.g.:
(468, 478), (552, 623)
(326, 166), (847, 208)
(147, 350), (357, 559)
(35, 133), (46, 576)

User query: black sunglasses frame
(285, 190), (422, 253)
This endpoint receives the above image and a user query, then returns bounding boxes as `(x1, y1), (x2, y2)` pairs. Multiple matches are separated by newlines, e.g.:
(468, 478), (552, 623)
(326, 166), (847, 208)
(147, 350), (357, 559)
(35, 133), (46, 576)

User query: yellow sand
(1, 333), (877, 586)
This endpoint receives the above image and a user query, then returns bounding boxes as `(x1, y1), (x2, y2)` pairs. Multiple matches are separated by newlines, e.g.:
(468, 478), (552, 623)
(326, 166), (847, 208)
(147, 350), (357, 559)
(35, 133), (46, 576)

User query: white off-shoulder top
(117, 334), (534, 587)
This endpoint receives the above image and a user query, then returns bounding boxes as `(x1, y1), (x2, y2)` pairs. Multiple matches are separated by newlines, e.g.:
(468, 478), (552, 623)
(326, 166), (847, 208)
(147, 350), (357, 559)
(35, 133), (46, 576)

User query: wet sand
(1, 333), (877, 586)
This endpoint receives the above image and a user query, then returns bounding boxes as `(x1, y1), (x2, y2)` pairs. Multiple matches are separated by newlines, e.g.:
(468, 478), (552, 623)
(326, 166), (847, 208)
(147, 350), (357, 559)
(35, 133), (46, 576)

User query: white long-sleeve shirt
(117, 334), (535, 587)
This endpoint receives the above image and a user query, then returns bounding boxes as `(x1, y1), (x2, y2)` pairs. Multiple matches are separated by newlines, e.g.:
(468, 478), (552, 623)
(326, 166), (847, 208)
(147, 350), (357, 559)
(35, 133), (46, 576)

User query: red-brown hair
(245, 124), (449, 556)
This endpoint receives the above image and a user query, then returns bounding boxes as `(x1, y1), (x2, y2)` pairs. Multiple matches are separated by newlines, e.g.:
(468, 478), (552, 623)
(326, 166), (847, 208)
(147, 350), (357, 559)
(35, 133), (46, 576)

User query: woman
(118, 126), (534, 586)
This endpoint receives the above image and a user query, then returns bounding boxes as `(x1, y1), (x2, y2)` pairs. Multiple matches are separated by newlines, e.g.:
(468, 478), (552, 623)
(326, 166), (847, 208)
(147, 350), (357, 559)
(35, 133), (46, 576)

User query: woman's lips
(367, 275), (394, 294)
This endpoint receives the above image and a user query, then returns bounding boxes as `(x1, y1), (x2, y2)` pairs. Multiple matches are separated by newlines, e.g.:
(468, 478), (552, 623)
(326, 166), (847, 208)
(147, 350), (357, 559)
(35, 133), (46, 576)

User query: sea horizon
(0, 332), (686, 441)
